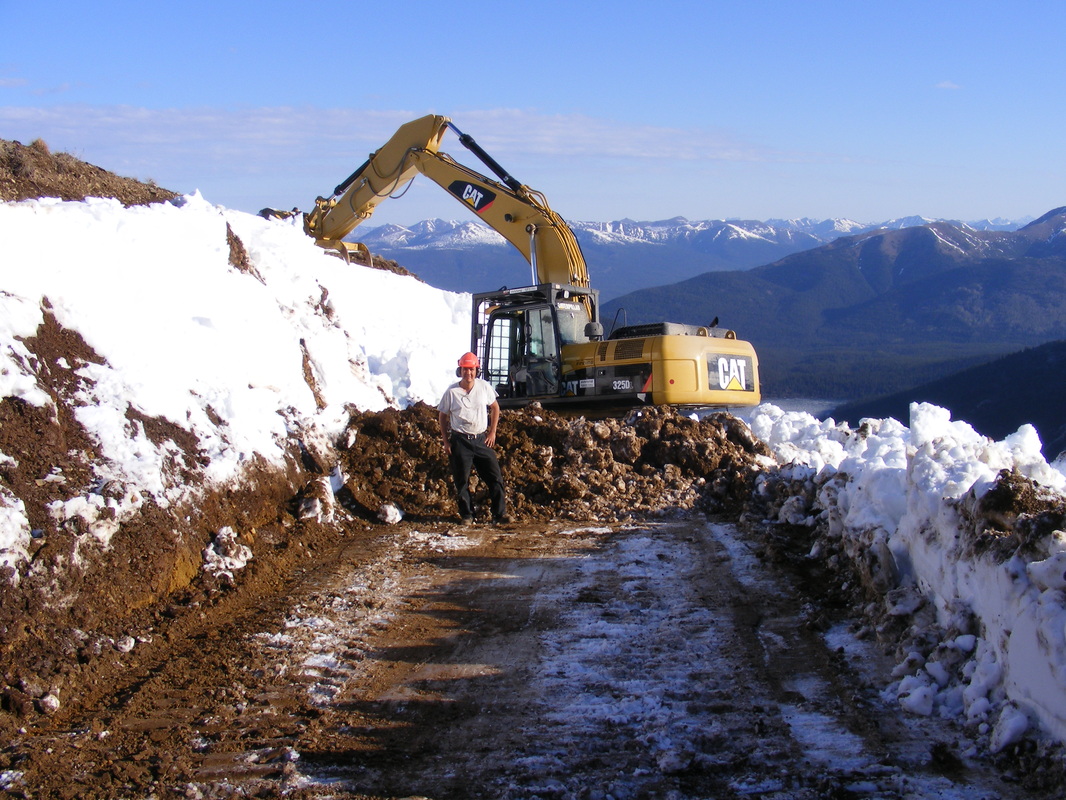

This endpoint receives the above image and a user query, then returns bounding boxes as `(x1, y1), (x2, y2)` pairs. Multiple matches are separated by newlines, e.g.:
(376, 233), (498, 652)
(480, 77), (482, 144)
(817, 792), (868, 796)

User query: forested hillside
(604, 209), (1066, 399)
(830, 340), (1066, 459)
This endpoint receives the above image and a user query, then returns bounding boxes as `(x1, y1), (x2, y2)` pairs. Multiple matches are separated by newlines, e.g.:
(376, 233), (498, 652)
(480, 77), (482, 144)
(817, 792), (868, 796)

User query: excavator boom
(303, 114), (589, 290)
(302, 115), (449, 251)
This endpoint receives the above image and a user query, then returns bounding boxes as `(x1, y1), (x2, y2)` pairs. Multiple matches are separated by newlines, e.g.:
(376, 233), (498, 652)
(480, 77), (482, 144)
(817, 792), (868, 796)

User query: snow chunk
(990, 704), (1029, 752)
(378, 503), (404, 524)
(203, 526), (253, 584)
(1028, 551), (1066, 591)
(0, 484), (31, 580)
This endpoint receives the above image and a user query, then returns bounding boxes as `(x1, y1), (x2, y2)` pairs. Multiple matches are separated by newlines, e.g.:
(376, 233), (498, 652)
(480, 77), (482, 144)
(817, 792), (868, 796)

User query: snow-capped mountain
(357, 214), (1030, 251)
(355, 218), (509, 249)
(872, 215), (1035, 232)
(603, 206), (1066, 400)
(350, 215), (1032, 300)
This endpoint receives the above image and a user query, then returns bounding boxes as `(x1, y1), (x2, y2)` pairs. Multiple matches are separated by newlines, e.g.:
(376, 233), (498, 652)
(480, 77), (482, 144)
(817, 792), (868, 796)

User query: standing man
(438, 352), (510, 525)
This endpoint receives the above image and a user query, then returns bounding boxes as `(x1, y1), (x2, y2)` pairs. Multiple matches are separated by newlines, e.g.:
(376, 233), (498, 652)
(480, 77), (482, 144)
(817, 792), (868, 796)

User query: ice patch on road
(707, 521), (785, 595)
(780, 704), (870, 769)
(500, 524), (736, 795)
(406, 528), (478, 551)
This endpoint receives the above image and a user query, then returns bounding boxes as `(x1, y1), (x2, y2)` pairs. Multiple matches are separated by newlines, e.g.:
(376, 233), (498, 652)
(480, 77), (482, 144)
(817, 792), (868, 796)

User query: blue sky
(2, 0), (1063, 226)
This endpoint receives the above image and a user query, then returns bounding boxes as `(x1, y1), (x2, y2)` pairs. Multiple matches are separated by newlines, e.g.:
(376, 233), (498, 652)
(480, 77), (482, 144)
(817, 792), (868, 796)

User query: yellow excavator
(286, 114), (760, 411)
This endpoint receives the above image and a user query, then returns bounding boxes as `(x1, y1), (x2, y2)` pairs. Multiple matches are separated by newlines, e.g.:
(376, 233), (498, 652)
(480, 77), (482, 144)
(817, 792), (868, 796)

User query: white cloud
(0, 104), (778, 167)
(451, 109), (773, 162)
(935, 80), (961, 90)
(0, 105), (852, 221)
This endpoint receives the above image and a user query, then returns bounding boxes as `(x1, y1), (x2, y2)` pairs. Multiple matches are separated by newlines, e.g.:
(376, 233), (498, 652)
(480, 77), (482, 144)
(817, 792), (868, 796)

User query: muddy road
(0, 517), (1046, 799)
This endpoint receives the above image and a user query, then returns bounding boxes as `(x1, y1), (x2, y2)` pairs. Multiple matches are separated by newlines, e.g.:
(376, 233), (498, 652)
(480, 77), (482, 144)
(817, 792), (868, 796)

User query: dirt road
(0, 516), (1048, 799)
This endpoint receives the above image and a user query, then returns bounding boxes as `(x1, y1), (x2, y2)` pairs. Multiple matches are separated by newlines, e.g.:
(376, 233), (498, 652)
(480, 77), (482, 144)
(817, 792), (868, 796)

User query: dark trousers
(449, 434), (506, 519)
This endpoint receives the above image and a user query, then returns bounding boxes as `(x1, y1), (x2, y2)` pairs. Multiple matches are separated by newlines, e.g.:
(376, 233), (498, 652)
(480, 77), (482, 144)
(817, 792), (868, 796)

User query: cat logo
(709, 355), (754, 392)
(447, 181), (496, 213)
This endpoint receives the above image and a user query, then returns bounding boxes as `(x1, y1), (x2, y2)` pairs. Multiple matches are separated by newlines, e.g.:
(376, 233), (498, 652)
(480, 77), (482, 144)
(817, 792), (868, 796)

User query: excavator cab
(481, 308), (556, 398)
(472, 284), (601, 408)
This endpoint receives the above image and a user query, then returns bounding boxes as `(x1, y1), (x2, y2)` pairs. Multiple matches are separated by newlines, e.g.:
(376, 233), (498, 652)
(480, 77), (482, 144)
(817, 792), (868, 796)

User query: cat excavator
(288, 114), (760, 411)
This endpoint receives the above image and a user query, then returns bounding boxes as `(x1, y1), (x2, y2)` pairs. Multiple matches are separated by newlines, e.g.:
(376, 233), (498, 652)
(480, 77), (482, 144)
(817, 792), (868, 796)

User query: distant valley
(830, 340), (1066, 460)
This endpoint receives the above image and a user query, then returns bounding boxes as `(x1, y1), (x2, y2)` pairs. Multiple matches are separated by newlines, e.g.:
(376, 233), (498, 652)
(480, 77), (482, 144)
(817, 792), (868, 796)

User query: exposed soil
(2, 142), (1065, 799)
(0, 139), (180, 207)
(339, 402), (767, 525)
(3, 517), (1057, 800)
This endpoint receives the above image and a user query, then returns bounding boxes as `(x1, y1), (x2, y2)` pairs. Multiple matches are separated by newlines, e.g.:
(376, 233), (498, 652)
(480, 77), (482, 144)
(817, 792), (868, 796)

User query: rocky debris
(345, 248), (421, 279)
(338, 402), (771, 524)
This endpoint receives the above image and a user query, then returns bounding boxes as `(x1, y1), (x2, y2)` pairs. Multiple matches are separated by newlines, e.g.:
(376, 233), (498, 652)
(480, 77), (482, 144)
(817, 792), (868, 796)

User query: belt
(451, 431), (485, 441)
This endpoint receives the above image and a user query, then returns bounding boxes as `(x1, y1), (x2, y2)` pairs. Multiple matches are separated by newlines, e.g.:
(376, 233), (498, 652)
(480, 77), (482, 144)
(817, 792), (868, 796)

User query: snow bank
(750, 401), (1066, 747)
(0, 194), (468, 564)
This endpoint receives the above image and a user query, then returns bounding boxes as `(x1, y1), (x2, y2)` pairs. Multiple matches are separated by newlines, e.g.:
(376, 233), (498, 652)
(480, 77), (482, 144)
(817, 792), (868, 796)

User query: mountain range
(353, 214), (1030, 301)
(602, 207), (1066, 401)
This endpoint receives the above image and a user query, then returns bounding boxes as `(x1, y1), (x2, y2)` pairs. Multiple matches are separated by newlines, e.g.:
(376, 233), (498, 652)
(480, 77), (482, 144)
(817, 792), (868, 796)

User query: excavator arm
(303, 114), (589, 290)
(302, 115), (448, 254)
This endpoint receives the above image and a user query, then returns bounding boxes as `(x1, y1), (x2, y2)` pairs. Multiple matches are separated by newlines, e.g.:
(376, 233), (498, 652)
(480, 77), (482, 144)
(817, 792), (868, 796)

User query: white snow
(202, 526), (253, 585)
(357, 218), (508, 249)
(3, 193), (1066, 754)
(748, 401), (1066, 747)
(1, 194), (466, 568)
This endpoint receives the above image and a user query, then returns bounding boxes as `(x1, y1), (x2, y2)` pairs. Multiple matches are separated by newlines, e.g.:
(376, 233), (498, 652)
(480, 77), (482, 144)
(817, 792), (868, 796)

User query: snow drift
(1, 193), (467, 569)
(748, 402), (1066, 750)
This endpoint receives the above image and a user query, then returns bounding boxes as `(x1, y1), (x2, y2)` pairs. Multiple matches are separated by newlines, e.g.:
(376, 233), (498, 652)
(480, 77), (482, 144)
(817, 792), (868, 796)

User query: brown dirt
(339, 403), (768, 524)
(2, 515), (1055, 799)
(0, 138), (180, 207)
(0, 303), (771, 739)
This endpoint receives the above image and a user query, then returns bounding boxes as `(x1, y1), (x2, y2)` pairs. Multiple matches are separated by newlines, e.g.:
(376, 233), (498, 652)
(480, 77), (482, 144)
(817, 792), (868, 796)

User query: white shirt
(438, 378), (498, 435)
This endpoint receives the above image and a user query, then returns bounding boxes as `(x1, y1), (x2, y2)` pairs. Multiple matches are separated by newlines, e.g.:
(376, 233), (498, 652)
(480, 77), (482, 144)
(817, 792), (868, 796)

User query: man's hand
(486, 400), (500, 448)
(438, 410), (452, 456)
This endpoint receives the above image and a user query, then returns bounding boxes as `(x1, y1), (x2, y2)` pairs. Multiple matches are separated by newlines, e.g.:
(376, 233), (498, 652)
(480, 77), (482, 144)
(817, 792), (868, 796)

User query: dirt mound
(0, 138), (180, 207)
(339, 403), (770, 524)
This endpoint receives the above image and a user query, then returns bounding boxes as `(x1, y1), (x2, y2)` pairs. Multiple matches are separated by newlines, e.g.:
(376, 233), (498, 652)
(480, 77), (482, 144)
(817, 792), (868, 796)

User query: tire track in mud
(2, 519), (1048, 799)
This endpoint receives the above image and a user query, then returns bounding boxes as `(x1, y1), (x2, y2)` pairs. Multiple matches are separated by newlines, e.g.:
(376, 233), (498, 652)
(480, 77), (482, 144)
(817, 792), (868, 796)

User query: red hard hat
(457, 352), (480, 369)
